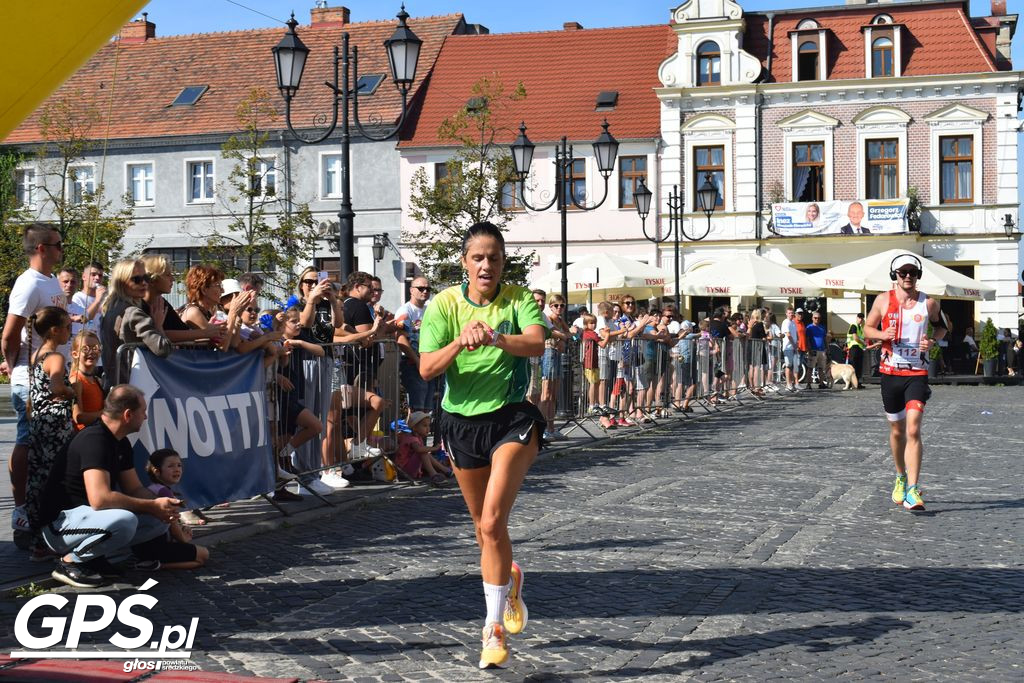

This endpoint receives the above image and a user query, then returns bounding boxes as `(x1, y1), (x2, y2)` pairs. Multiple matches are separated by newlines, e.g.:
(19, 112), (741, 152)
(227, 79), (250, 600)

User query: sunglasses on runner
(896, 269), (921, 279)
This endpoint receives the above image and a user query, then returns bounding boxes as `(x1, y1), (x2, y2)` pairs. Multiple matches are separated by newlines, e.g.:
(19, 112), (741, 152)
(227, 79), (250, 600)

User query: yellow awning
(0, 1), (147, 140)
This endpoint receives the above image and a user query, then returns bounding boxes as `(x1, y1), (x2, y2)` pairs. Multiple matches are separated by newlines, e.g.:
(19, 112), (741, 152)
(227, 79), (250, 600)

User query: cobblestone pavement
(1, 386), (1021, 681)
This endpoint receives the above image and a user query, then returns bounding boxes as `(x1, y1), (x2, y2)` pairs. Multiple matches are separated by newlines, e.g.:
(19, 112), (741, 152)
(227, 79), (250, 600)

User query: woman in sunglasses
(141, 254), (226, 347)
(99, 258), (172, 391)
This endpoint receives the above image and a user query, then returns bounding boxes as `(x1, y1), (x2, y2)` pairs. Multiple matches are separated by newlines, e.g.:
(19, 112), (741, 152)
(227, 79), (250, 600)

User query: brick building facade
(656, 0), (1021, 333)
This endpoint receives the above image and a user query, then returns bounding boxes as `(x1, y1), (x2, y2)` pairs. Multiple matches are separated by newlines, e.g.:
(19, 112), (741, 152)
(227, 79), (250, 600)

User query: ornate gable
(659, 0), (762, 88)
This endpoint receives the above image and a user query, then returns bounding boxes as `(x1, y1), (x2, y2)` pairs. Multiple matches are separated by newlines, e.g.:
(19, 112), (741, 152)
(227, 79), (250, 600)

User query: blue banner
(128, 348), (273, 508)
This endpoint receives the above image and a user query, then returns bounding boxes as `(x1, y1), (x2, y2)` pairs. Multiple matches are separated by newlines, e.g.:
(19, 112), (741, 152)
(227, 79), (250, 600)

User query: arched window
(696, 41), (721, 86)
(870, 14), (893, 25)
(798, 40), (819, 81)
(796, 18), (819, 30)
(872, 37), (893, 77)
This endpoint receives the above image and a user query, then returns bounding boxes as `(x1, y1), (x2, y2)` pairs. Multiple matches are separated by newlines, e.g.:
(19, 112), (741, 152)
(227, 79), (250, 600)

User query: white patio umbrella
(678, 253), (823, 298)
(809, 249), (995, 301)
(529, 253), (675, 305)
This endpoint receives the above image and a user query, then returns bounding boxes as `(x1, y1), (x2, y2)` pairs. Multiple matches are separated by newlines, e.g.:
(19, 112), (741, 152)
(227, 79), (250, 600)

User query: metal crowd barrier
(551, 333), (789, 431)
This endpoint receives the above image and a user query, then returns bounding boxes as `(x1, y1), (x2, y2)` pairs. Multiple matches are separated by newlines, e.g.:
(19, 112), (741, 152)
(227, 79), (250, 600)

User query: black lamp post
(511, 120), (621, 420)
(272, 7), (421, 282)
(510, 120), (620, 318)
(634, 174), (720, 310)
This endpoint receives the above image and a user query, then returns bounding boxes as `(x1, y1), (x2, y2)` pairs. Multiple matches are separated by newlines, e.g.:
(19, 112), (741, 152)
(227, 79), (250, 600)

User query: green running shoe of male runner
(891, 474), (907, 506)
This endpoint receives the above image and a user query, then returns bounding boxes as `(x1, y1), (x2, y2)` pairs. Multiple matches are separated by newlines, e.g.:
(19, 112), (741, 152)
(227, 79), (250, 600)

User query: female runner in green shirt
(419, 222), (548, 669)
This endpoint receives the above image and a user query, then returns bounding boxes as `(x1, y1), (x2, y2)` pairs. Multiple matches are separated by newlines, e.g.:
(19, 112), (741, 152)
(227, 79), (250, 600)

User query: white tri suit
(878, 290), (932, 422)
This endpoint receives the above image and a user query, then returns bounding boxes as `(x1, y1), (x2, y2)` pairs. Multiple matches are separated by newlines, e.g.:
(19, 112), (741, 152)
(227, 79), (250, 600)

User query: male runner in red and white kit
(864, 254), (946, 510)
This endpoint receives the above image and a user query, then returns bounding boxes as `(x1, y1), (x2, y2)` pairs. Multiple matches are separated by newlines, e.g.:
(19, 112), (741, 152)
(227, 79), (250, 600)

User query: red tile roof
(4, 14), (464, 144)
(400, 24), (675, 148)
(743, 2), (999, 84)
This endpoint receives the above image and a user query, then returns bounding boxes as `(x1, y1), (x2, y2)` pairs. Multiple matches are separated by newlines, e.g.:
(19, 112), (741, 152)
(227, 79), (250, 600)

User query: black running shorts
(438, 401), (546, 470)
(880, 373), (931, 422)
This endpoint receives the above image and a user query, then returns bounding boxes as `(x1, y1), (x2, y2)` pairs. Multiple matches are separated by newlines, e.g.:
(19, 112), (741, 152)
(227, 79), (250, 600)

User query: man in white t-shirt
(1, 224), (68, 540)
(780, 306), (799, 392)
(394, 276), (434, 411)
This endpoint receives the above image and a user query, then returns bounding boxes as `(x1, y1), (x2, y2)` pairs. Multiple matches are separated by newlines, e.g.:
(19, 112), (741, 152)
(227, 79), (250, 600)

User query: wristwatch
(489, 328), (501, 346)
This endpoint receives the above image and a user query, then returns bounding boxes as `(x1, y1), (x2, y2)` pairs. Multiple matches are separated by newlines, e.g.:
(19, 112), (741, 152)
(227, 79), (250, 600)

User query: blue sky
(140, 0), (1022, 270)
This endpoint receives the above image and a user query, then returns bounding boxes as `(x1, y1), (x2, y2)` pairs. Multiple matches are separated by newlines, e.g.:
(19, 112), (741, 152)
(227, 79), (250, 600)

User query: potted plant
(927, 342), (941, 378)
(979, 318), (998, 377)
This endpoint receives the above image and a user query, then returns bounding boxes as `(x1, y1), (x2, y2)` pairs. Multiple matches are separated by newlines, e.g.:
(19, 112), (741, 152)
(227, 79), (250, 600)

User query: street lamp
(272, 7), (421, 282)
(511, 120), (622, 420)
(510, 120), (619, 316)
(1003, 213), (1016, 237)
(634, 174), (720, 309)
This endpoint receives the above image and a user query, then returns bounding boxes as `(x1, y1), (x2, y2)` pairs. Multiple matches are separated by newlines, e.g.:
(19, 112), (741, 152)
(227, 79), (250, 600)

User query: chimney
(563, 21), (583, 31)
(311, 5), (350, 26)
(119, 13), (155, 44)
(991, 0), (1006, 15)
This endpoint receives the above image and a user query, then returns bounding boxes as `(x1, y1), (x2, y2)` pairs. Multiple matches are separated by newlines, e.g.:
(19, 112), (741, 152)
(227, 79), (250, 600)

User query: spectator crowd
(3, 222), (1018, 588)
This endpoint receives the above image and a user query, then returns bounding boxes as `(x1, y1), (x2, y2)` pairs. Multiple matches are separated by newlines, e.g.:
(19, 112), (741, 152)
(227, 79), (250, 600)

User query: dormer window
(696, 41), (721, 86)
(862, 17), (901, 78)
(798, 41), (819, 81)
(872, 37), (893, 77)
(790, 21), (828, 82)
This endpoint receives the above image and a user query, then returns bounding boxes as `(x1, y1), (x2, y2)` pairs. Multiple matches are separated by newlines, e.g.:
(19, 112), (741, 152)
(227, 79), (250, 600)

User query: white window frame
(791, 29), (828, 82)
(924, 104), (986, 206)
(853, 107), (910, 201)
(863, 26), (902, 79)
(682, 114), (735, 213)
(68, 163), (96, 205)
(320, 152), (343, 199)
(248, 156), (278, 199)
(14, 166), (37, 209)
(184, 158), (215, 204)
(778, 111), (837, 202)
(125, 161), (156, 206)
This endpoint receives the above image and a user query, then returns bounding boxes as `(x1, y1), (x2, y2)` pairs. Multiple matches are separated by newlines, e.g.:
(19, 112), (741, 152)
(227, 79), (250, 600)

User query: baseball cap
(891, 254), (922, 272)
(407, 411), (431, 428)
(795, 307), (805, 314)
(221, 279), (241, 297)
(680, 320), (694, 330)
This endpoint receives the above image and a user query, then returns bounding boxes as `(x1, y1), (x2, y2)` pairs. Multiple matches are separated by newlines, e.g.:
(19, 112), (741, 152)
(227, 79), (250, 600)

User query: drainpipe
(279, 130), (292, 218)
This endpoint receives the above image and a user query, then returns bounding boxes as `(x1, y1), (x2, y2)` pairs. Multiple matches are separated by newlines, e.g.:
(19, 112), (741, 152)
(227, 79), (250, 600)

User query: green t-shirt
(419, 283), (547, 416)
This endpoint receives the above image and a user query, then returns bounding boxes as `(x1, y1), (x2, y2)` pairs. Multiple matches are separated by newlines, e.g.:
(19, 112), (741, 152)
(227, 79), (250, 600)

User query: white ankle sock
(482, 581), (509, 625)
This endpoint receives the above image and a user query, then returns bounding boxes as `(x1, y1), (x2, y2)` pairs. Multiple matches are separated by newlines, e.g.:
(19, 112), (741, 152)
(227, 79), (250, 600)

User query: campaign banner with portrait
(128, 348), (274, 508)
(770, 199), (909, 237)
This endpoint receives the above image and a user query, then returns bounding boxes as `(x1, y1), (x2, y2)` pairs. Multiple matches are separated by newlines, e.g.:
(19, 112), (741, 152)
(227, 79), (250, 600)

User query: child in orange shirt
(69, 330), (104, 431)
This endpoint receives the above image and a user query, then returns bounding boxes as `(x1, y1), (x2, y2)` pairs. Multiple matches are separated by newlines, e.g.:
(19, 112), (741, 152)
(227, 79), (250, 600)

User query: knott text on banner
(128, 348), (273, 508)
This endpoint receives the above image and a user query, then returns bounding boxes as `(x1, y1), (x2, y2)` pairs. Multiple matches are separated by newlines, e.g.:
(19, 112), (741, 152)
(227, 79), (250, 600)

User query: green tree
(0, 148), (32, 327)
(194, 87), (318, 292)
(33, 93), (134, 268)
(403, 76), (534, 287)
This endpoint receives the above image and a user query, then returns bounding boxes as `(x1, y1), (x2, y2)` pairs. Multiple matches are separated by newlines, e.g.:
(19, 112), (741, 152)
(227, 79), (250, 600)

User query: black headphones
(889, 254), (923, 282)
